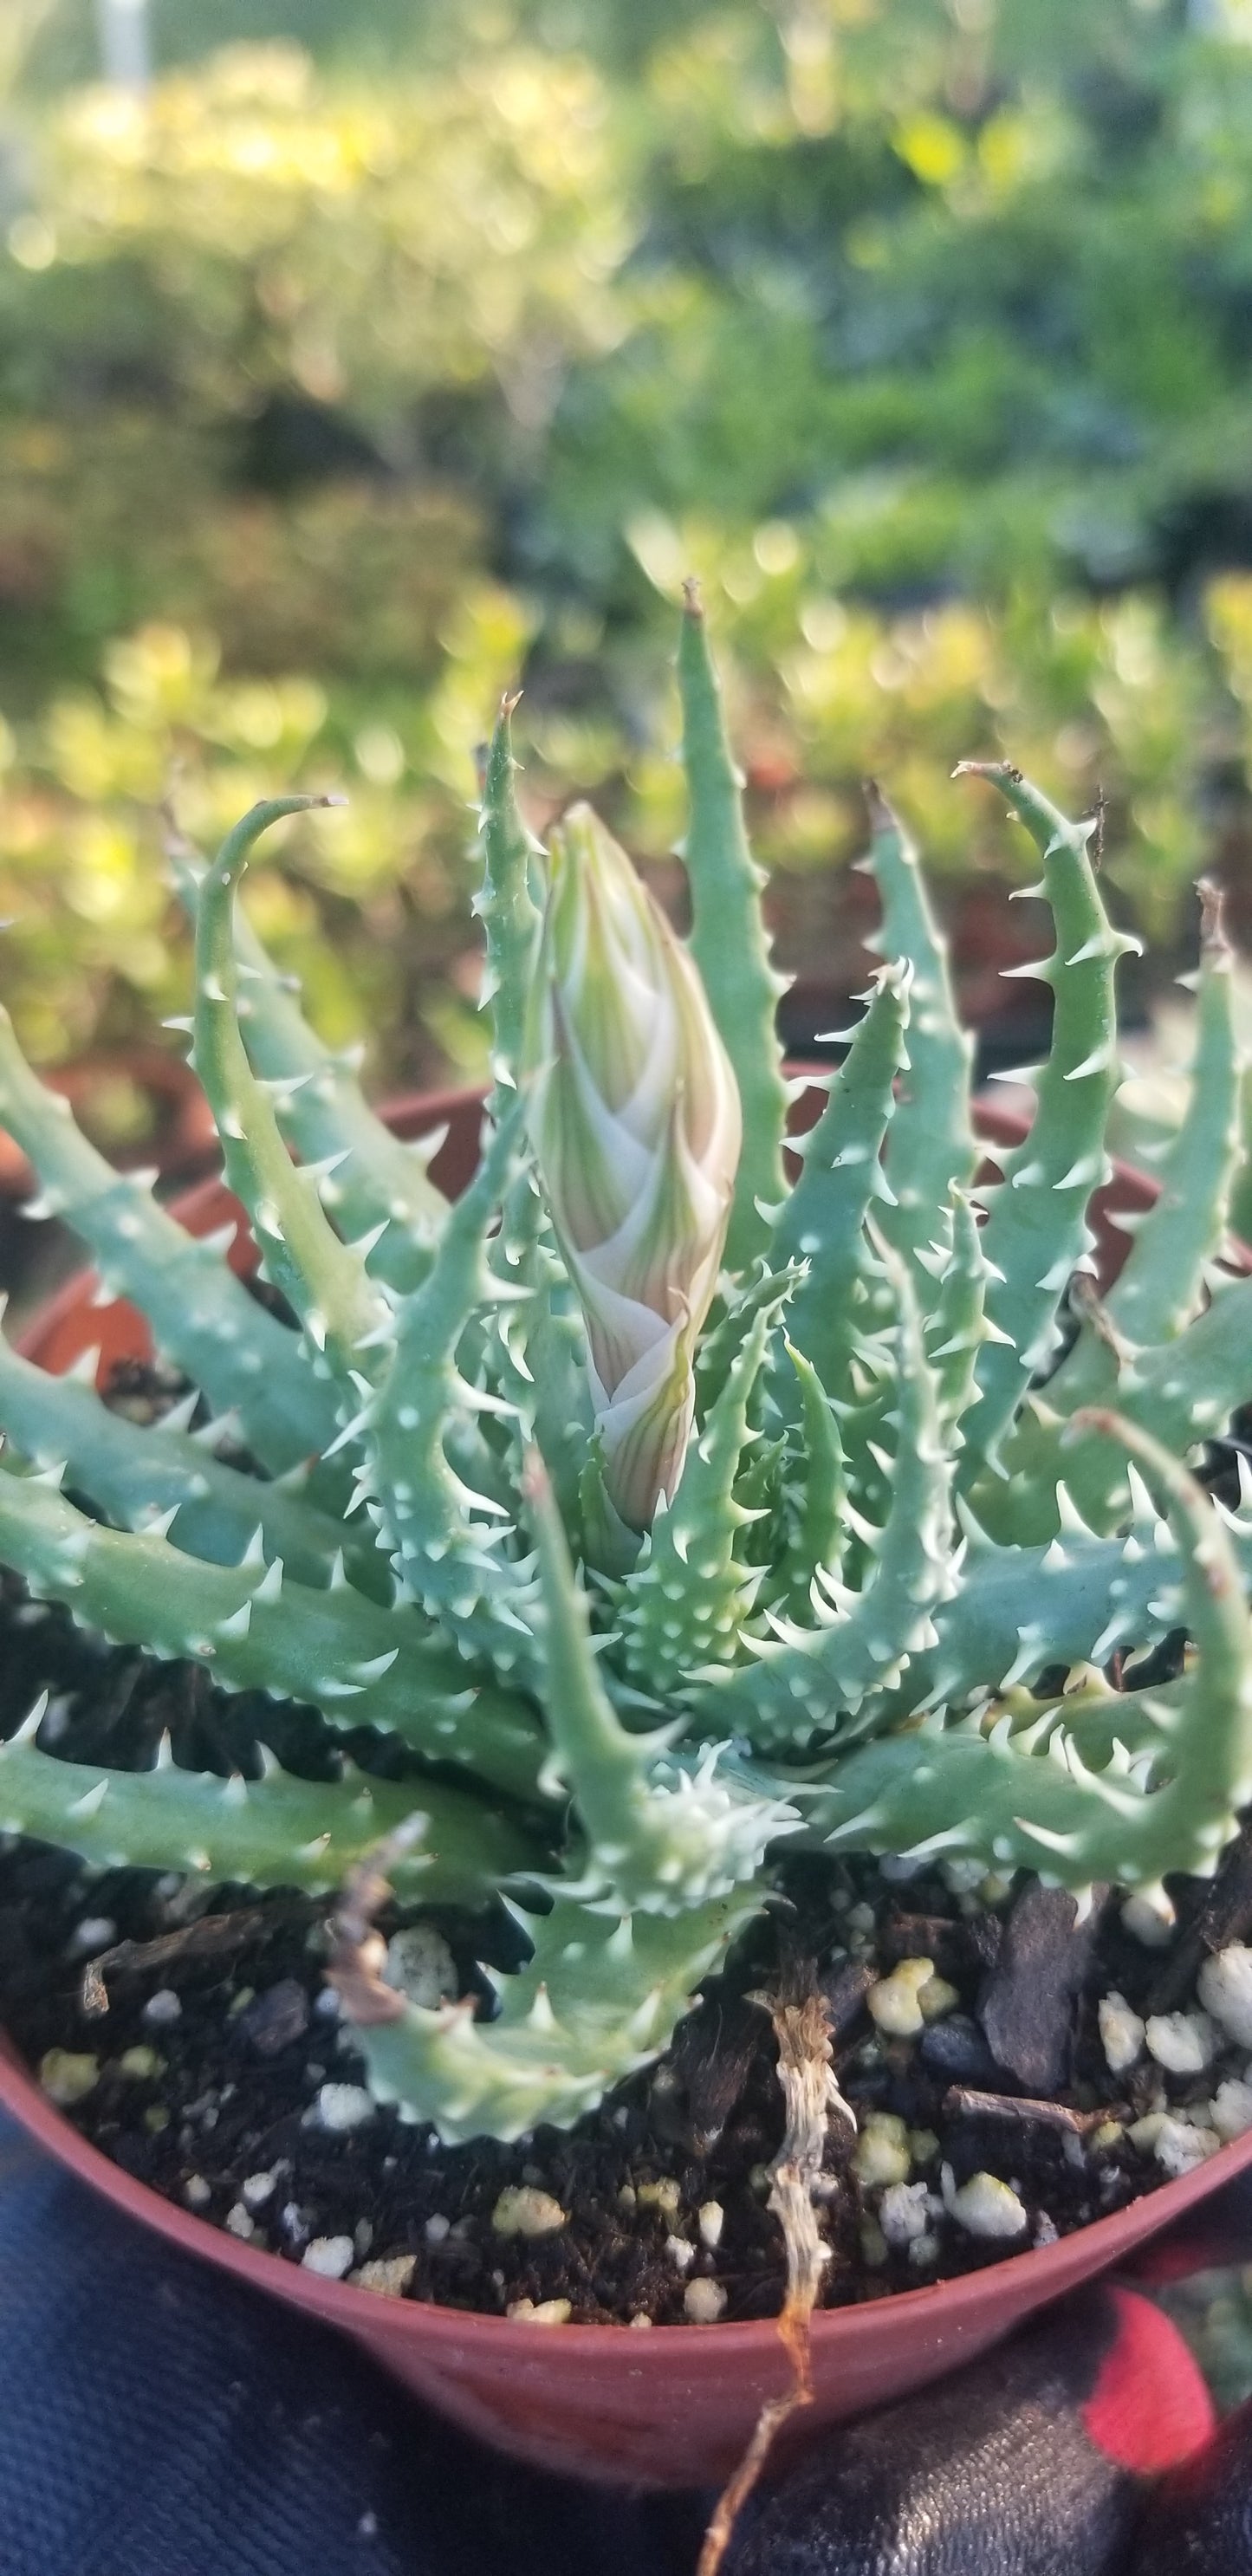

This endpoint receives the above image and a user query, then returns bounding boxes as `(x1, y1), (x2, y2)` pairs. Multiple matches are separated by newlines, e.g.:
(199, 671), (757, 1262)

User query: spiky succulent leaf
(690, 1250), (954, 1750)
(475, 693), (544, 1107)
(0, 1704), (536, 1901)
(168, 821), (446, 1297)
(793, 1413), (1252, 1890)
(0, 1465), (543, 1803)
(863, 782), (977, 1293)
(618, 1275), (795, 1698)
(952, 763), (1138, 1483)
(340, 1891), (759, 2146)
(192, 798), (392, 1398)
(0, 1009), (335, 1474)
(524, 1455), (797, 1912)
(677, 586), (789, 1271)
(768, 961), (911, 1412)
(0, 1318), (385, 1595)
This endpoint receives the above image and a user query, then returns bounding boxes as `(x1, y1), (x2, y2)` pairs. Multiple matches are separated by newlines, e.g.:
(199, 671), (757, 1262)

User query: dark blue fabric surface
(0, 2116), (705, 2576)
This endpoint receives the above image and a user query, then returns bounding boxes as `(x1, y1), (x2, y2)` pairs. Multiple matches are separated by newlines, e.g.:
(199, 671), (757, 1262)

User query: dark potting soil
(0, 1366), (1249, 2329)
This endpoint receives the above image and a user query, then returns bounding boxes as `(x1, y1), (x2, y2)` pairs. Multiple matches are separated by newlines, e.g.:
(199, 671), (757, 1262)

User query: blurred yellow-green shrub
(2, 3), (1252, 1091)
(6, 562), (1252, 1092)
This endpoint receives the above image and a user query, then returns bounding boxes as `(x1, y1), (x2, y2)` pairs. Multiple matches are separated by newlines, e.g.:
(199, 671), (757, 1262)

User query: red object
(1080, 2287), (1215, 2474)
(3, 1080), (1252, 2489)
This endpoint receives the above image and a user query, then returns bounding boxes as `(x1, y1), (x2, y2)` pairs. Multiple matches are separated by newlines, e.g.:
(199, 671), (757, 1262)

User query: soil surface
(0, 1365), (1249, 2328)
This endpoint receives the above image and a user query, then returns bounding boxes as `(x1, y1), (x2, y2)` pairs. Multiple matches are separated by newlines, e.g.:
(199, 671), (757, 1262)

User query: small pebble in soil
(918, 2013), (999, 2085)
(237, 1977), (309, 2057)
(224, 2203), (256, 2240)
(424, 2213), (451, 2246)
(697, 2200), (724, 2250)
(67, 1916), (116, 1957)
(506, 2298), (572, 2326)
(183, 2175), (211, 2209)
(665, 2233), (695, 2274)
(1098, 1991), (1145, 2074)
(38, 2048), (98, 2106)
(942, 2169), (1028, 2240)
(241, 2168), (281, 2211)
(302, 2235), (355, 2280)
(980, 1882), (1100, 2094)
(354, 2255), (417, 2299)
(684, 2279), (727, 2323)
(1198, 1944), (1252, 2047)
(142, 1989), (182, 2028)
(309, 2082), (374, 2133)
(1145, 2010), (1216, 2073)
(490, 2186), (567, 2239)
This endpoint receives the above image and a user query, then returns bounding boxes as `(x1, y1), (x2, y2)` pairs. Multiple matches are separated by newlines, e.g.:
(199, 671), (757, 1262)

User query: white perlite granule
(301, 2235), (355, 2280)
(853, 2113), (912, 2189)
(866, 1958), (935, 2038)
(665, 2234), (695, 2274)
(878, 2181), (931, 2248)
(1145, 2011), (1216, 2074)
(383, 1923), (458, 2010)
(142, 1989), (182, 2027)
(241, 2169), (280, 2211)
(1210, 2079), (1252, 2143)
(942, 2168), (1028, 2240)
(311, 2083), (375, 2133)
(697, 2201), (724, 2250)
(684, 2278), (728, 2323)
(183, 2174), (211, 2209)
(1198, 1946), (1252, 2049)
(38, 2049), (99, 2106)
(224, 2203), (256, 2240)
(1121, 1891), (1177, 1949)
(1131, 2113), (1223, 2178)
(506, 2298), (572, 2326)
(1098, 1992), (1145, 2075)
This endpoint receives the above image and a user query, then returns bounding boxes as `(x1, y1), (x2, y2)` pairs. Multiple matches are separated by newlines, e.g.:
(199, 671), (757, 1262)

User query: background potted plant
(0, 600), (1250, 2497)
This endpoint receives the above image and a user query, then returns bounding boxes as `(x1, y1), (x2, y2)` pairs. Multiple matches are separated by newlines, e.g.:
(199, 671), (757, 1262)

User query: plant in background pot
(0, 596), (1251, 2490)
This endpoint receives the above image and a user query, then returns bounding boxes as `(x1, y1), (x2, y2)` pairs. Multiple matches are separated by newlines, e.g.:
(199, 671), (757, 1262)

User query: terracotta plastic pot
(3, 1078), (1252, 2491)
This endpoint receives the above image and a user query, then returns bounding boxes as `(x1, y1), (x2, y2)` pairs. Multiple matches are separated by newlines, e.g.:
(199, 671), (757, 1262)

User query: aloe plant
(0, 597), (1249, 2147)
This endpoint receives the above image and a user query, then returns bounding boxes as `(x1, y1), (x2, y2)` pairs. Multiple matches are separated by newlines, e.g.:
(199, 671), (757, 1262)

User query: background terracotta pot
(3, 1078), (1252, 2490)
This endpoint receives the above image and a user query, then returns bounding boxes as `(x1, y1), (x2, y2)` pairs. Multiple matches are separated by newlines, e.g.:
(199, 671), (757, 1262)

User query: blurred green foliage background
(2, 0), (1252, 1112)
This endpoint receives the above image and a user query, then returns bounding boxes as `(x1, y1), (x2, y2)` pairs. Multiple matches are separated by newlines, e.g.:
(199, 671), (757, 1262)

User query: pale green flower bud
(525, 803), (742, 1531)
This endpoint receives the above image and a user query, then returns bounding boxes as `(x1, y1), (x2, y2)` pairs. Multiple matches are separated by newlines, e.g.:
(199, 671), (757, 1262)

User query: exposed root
(697, 1970), (853, 2576)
